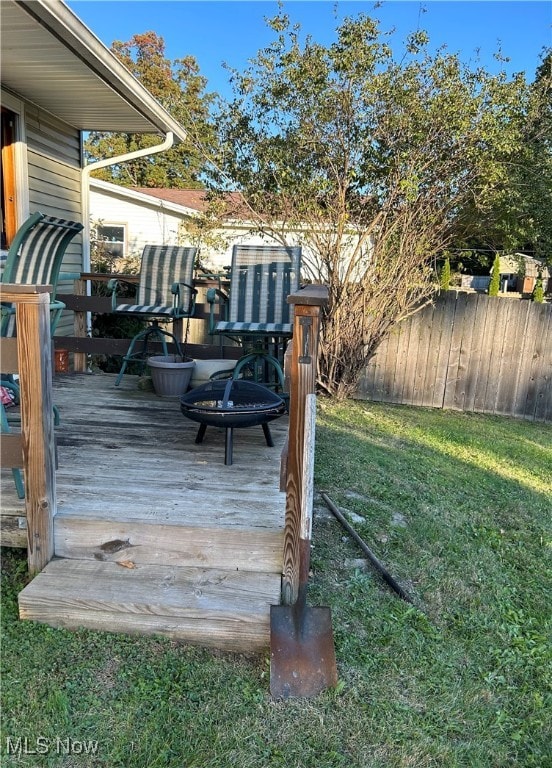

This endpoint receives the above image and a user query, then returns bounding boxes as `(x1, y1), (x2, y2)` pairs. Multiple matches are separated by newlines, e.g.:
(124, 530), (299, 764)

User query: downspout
(79, 131), (175, 340)
(81, 131), (175, 272)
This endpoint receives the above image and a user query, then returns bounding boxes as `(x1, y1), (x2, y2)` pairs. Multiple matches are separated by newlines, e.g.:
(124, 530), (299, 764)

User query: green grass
(2, 401), (551, 768)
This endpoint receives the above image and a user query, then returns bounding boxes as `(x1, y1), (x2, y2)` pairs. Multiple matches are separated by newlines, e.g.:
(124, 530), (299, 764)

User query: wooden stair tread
(19, 559), (282, 652)
(54, 517), (284, 573)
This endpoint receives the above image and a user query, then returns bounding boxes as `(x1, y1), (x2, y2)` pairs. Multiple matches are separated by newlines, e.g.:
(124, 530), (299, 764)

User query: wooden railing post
(72, 277), (87, 372)
(1, 285), (56, 574)
(281, 285), (328, 605)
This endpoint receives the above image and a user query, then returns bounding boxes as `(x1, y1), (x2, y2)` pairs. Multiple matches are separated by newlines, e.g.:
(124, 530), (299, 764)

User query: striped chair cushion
(1, 212), (82, 339)
(215, 321), (293, 335)
(3, 213), (83, 291)
(136, 245), (196, 311)
(114, 303), (174, 316)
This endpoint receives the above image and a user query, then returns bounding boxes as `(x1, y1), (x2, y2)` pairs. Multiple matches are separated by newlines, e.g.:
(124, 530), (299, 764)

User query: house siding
(90, 187), (188, 259)
(89, 184), (306, 272)
(24, 103), (83, 335)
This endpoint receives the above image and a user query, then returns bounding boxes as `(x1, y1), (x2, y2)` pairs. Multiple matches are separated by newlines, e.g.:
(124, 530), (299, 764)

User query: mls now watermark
(5, 736), (99, 756)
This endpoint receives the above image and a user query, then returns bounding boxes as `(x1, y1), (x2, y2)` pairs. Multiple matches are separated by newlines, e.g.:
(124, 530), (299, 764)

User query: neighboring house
(460, 253), (550, 295)
(499, 254), (550, 294)
(1, 0), (188, 333)
(89, 181), (295, 272)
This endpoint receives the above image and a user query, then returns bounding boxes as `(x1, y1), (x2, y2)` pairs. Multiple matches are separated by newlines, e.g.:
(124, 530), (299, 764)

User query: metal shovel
(270, 395), (337, 699)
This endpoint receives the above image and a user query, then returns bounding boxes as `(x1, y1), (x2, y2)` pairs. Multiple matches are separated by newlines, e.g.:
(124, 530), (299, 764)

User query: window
(94, 224), (126, 259)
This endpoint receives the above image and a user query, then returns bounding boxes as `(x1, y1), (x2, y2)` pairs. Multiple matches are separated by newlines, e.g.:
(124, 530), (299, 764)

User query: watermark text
(5, 736), (99, 757)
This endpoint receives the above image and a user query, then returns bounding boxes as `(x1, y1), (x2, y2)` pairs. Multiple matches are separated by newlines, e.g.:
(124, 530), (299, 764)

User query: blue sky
(68, 1), (551, 98)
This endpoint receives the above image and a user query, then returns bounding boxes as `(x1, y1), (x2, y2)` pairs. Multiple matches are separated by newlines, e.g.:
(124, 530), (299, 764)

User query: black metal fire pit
(180, 379), (286, 465)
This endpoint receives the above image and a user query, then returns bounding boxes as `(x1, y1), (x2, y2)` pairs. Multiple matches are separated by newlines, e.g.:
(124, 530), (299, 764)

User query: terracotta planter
(147, 355), (195, 398)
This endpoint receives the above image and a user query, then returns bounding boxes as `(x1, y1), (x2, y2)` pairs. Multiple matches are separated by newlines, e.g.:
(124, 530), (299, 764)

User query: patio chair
(207, 244), (302, 391)
(1, 211), (83, 498)
(109, 244), (198, 386)
(1, 211), (84, 337)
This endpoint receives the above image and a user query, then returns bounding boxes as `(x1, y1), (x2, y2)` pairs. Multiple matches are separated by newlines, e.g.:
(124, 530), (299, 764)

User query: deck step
(18, 559), (282, 652)
(54, 517), (284, 573)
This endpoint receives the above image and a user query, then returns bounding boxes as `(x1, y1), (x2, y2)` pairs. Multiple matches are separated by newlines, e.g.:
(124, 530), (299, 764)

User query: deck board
(18, 558), (280, 651)
(2, 372), (288, 534)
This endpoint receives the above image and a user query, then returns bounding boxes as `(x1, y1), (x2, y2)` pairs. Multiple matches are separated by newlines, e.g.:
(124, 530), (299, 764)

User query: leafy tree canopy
(208, 11), (541, 395)
(456, 48), (552, 264)
(84, 32), (216, 188)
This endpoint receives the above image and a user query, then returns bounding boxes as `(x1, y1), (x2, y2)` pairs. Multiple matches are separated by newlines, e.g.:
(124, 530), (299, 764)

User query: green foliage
(177, 195), (231, 269)
(85, 33), (216, 188)
(439, 257), (451, 291)
(532, 271), (545, 303)
(210, 11), (535, 397)
(447, 248), (494, 277)
(489, 253), (501, 295)
(453, 49), (552, 258)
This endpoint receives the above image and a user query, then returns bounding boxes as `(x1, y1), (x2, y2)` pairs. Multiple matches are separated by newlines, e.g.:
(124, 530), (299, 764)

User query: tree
(489, 254), (501, 296)
(522, 50), (552, 262)
(532, 271), (544, 303)
(459, 49), (552, 261)
(209, 11), (531, 397)
(440, 257), (451, 291)
(177, 195), (231, 269)
(85, 33), (216, 188)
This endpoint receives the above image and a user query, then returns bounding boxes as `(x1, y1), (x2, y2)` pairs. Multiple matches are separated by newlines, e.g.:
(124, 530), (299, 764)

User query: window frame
(93, 222), (127, 261)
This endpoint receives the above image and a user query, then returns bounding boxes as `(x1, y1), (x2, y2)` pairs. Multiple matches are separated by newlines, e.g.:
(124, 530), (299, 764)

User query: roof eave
(14, 0), (188, 142)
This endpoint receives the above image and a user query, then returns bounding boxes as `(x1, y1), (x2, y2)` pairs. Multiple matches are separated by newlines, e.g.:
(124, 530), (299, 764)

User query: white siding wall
(90, 189), (183, 259)
(89, 186), (300, 273)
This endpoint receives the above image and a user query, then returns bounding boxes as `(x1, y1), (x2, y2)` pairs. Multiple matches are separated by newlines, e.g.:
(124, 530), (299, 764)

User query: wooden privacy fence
(357, 292), (551, 423)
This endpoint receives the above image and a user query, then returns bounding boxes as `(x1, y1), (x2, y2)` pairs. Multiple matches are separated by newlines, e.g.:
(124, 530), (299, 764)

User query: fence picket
(359, 294), (551, 423)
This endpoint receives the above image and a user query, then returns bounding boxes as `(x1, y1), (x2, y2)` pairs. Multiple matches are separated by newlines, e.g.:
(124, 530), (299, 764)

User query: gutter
(80, 132), (176, 338)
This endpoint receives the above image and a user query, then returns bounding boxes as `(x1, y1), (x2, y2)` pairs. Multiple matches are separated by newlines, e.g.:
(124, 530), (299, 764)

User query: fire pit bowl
(180, 379), (286, 465)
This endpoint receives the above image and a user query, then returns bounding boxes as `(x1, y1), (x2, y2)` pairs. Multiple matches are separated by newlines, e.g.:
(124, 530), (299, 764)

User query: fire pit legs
(194, 421), (276, 466)
(225, 427), (234, 465)
(195, 423), (207, 444)
(262, 423), (275, 448)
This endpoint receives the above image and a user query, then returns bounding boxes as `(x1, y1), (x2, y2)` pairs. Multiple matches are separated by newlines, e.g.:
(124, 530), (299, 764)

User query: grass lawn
(1, 401), (551, 768)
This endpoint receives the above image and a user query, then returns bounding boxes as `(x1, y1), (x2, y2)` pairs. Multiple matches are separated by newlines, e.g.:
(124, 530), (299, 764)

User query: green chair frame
(109, 244), (198, 386)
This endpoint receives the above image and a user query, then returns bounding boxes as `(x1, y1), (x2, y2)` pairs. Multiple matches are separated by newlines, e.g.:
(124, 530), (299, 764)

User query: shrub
(440, 257), (451, 291)
(532, 271), (544, 303)
(489, 254), (501, 296)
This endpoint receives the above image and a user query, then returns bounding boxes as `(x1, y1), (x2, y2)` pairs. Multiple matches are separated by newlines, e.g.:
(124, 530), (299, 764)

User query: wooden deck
(2, 372), (288, 651)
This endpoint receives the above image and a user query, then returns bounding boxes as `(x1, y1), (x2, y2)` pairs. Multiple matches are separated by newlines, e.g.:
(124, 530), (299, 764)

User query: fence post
(1, 285), (56, 574)
(281, 285), (328, 605)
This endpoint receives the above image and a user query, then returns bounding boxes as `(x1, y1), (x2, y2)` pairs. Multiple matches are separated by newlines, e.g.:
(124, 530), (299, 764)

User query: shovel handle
(321, 492), (414, 604)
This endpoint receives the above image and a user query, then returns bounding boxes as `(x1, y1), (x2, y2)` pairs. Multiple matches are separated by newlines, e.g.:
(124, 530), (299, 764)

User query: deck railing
(61, 274), (239, 372)
(1, 280), (329, 595)
(0, 285), (56, 574)
(281, 284), (328, 604)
